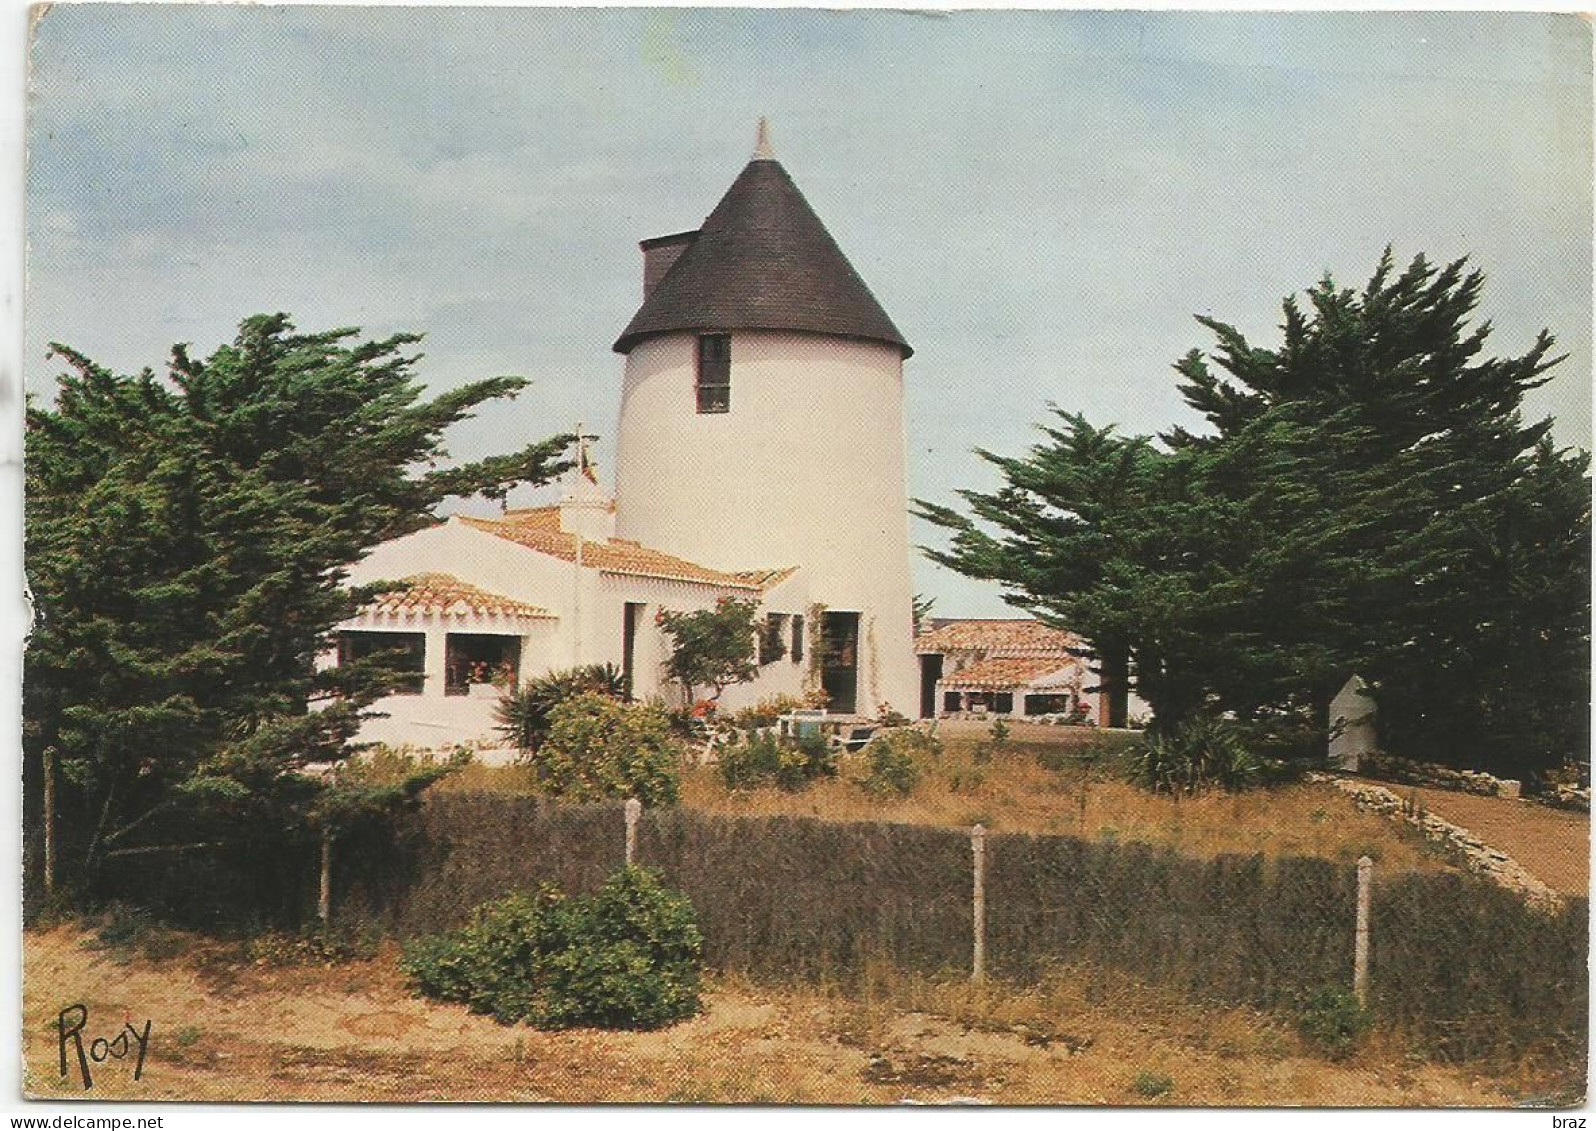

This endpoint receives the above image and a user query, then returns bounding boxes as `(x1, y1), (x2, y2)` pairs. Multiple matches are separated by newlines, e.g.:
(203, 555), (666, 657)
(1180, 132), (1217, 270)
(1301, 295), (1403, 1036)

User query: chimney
(640, 230), (698, 297)
(558, 466), (616, 542)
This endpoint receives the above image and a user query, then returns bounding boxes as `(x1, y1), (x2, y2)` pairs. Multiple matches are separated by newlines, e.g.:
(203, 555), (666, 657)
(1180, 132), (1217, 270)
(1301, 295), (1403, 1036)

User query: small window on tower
(696, 334), (731, 413)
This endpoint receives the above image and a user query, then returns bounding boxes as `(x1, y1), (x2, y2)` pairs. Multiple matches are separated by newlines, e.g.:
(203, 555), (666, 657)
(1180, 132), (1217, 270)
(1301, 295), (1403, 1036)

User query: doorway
(821, 610), (860, 715)
(919, 653), (943, 719)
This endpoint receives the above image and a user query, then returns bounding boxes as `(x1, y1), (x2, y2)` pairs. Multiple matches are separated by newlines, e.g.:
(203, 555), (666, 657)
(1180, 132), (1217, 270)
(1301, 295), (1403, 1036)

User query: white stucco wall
(336, 517), (818, 749)
(613, 330), (918, 717)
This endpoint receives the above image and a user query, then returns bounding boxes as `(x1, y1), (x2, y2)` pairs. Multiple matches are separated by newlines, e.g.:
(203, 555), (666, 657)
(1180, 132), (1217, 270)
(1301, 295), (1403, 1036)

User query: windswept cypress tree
(920, 251), (1589, 777)
(25, 314), (574, 908)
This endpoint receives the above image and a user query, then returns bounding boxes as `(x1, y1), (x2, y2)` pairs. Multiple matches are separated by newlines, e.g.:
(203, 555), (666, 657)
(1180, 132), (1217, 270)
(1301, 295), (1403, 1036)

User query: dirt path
(21, 926), (1548, 1106)
(1402, 789), (1589, 896)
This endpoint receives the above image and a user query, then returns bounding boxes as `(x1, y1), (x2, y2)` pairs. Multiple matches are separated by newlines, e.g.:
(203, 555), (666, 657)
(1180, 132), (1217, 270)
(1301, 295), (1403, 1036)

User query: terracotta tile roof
(915, 619), (1083, 656)
(940, 656), (1074, 692)
(613, 155), (911, 358)
(461, 509), (788, 591)
(365, 573), (552, 619)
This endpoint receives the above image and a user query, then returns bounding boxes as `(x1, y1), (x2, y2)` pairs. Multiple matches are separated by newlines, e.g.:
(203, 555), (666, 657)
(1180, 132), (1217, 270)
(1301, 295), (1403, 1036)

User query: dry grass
(24, 923), (1568, 1106)
(673, 726), (1450, 875)
(433, 723), (1449, 873)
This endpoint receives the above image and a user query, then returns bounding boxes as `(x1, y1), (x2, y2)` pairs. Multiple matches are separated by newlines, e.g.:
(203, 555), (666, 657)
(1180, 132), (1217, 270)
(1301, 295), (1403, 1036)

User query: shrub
(82, 903), (189, 964)
(521, 694), (681, 805)
(876, 703), (912, 727)
(1132, 1070), (1174, 1098)
(1036, 732), (1138, 776)
(856, 730), (932, 797)
(730, 693), (809, 730)
(718, 730), (837, 792)
(496, 664), (625, 753)
(246, 925), (380, 967)
(1131, 715), (1267, 794)
(1295, 986), (1373, 1059)
(401, 866), (703, 1030)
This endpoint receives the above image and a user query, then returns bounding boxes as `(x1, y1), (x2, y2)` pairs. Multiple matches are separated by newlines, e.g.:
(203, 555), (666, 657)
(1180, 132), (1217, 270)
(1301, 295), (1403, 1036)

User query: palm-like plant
(495, 664), (625, 753)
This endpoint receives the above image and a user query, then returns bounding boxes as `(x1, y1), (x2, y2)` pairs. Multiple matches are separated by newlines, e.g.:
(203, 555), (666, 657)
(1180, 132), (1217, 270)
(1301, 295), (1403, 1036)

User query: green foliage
(1036, 733), (1138, 776)
(729, 694), (810, 730)
(82, 903), (188, 965)
(657, 598), (761, 706)
(1295, 986), (1374, 1059)
(1131, 716), (1266, 794)
(917, 251), (1589, 779)
(1132, 1070), (1174, 1098)
(972, 716), (1012, 765)
(856, 730), (933, 798)
(495, 664), (625, 753)
(717, 730), (837, 792)
(173, 1026), (203, 1048)
(401, 866), (703, 1030)
(245, 925), (380, 966)
(24, 314), (573, 903)
(520, 694), (681, 806)
(311, 745), (472, 836)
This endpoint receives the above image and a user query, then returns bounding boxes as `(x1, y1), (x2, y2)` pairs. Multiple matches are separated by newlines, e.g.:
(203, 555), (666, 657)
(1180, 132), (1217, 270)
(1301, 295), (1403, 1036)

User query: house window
(444, 633), (521, 697)
(759, 614), (788, 665)
(791, 615), (804, 663)
(696, 334), (730, 413)
(337, 631), (425, 695)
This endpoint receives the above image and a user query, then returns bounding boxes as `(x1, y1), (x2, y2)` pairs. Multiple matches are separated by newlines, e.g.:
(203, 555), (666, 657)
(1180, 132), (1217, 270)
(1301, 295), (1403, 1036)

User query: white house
(331, 122), (920, 750)
(914, 619), (1149, 726)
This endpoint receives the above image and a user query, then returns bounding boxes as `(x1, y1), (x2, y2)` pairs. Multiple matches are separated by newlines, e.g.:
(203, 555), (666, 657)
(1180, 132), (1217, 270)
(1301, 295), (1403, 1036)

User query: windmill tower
(610, 121), (918, 717)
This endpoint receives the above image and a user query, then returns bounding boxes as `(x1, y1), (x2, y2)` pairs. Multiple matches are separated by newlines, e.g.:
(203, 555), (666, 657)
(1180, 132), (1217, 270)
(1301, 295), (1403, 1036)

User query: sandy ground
(21, 925), (1556, 1107)
(1397, 788), (1590, 896)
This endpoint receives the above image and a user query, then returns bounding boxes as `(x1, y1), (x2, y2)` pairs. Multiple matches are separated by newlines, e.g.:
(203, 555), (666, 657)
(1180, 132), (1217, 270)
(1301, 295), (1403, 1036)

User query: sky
(23, 6), (1593, 618)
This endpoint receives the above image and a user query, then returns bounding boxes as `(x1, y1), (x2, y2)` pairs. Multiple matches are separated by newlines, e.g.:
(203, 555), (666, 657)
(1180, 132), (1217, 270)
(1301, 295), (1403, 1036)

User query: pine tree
(25, 314), (574, 906)
(920, 252), (1589, 776)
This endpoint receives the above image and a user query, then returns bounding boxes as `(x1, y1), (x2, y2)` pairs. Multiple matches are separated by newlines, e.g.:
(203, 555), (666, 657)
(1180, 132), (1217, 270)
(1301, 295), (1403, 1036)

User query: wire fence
(330, 792), (1587, 1063)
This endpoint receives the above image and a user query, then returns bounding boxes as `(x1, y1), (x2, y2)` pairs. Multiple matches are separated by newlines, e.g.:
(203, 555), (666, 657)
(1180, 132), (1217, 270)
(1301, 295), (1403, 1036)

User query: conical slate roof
(613, 154), (912, 358)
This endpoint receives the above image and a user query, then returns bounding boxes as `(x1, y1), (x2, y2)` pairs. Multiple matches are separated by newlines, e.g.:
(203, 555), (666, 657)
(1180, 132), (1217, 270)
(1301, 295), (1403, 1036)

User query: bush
(1131, 715), (1268, 794)
(1037, 732), (1137, 776)
(520, 694), (681, 806)
(401, 866), (703, 1030)
(1295, 986), (1373, 1059)
(1132, 1070), (1174, 1098)
(82, 903), (189, 964)
(875, 703), (911, 727)
(729, 693), (809, 730)
(246, 925), (380, 967)
(856, 730), (933, 797)
(717, 730), (837, 792)
(496, 664), (625, 753)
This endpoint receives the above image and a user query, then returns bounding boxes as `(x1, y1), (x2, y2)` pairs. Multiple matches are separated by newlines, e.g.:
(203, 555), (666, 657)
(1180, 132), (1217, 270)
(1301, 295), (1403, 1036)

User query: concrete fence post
(971, 823), (987, 982)
(625, 798), (642, 866)
(1354, 854), (1373, 1005)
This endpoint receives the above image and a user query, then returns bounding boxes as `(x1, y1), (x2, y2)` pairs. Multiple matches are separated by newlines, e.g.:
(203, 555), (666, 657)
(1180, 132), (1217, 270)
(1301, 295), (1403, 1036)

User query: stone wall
(1311, 773), (1563, 911)
(1360, 753), (1522, 799)
(1539, 783), (1593, 814)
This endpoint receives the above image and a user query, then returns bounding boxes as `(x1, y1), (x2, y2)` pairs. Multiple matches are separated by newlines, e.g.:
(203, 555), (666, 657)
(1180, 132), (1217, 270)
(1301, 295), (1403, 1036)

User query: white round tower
(610, 123), (918, 718)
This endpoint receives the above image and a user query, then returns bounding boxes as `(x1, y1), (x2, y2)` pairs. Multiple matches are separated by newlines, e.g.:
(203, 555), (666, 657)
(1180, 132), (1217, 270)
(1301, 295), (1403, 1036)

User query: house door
(821, 610), (860, 715)
(622, 602), (644, 700)
(919, 654), (942, 719)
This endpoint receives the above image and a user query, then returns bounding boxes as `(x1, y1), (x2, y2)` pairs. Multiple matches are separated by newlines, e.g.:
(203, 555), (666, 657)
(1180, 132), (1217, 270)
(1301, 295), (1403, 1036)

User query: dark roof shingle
(613, 157), (912, 358)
